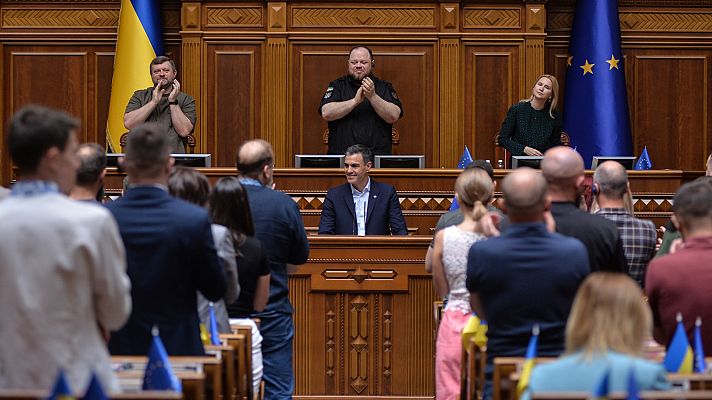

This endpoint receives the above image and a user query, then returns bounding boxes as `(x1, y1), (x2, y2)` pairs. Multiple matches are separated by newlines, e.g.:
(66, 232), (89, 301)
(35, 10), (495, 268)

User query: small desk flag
(81, 373), (107, 400)
(47, 369), (74, 400)
(694, 317), (707, 373)
(592, 367), (610, 400)
(143, 327), (182, 392)
(516, 324), (539, 399)
(563, 0), (633, 168)
(634, 147), (652, 170)
(208, 303), (222, 346)
(450, 146), (474, 211)
(663, 313), (693, 373)
(626, 366), (640, 400)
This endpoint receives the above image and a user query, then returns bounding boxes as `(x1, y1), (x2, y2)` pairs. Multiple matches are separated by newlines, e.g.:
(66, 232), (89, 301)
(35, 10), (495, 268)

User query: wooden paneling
(464, 44), (522, 163)
(204, 43), (262, 167)
(291, 43), (436, 164)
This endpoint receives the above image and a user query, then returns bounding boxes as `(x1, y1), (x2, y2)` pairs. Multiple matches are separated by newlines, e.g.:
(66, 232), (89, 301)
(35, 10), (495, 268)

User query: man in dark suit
(318, 144), (407, 235)
(107, 123), (226, 356)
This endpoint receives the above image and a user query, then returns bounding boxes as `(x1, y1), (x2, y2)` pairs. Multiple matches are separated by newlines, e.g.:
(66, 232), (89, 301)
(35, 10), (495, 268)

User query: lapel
(341, 184), (356, 218)
(365, 180), (379, 227)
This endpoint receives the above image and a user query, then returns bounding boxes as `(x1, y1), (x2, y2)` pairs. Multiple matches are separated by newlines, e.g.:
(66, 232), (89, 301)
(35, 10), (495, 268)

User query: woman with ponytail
(431, 168), (494, 399)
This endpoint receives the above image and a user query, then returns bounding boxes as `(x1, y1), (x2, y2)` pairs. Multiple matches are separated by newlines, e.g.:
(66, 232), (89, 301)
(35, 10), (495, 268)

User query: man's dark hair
(466, 160), (495, 181)
(168, 166), (210, 206)
(349, 46), (373, 60)
(345, 144), (373, 165)
(7, 105), (79, 173)
(124, 123), (171, 177)
(673, 179), (712, 222)
(76, 143), (107, 186)
(150, 56), (177, 73)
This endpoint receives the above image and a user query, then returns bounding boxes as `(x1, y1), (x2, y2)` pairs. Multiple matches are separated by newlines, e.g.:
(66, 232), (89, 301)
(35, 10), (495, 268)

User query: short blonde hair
(566, 272), (651, 356)
(454, 168), (493, 221)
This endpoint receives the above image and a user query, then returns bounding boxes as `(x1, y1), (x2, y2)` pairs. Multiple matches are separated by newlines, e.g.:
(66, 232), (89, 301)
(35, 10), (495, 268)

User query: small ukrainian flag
(663, 313), (693, 373)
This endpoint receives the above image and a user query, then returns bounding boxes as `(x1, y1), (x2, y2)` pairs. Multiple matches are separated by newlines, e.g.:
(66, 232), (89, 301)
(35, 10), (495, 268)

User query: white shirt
(351, 178), (371, 236)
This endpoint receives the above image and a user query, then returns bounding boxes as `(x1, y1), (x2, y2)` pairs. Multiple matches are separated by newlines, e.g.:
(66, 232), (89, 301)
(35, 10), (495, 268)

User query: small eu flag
(626, 366), (640, 400)
(450, 146), (474, 211)
(563, 0), (633, 168)
(634, 147), (652, 170)
(143, 326), (182, 392)
(47, 369), (74, 400)
(592, 367), (610, 400)
(694, 317), (707, 373)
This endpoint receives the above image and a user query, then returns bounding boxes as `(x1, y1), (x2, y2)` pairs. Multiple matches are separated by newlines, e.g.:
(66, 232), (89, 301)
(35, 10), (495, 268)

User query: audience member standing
(107, 123), (226, 356)
(0, 105), (131, 392)
(431, 168), (492, 399)
(646, 178), (712, 351)
(210, 176), (271, 396)
(523, 273), (669, 400)
(541, 146), (627, 273)
(236, 139), (309, 399)
(592, 161), (656, 286)
(69, 143), (107, 202)
(167, 166), (240, 333)
(466, 168), (589, 399)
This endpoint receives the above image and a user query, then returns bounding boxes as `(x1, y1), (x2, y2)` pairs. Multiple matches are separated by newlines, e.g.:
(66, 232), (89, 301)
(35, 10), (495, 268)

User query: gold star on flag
(580, 59), (595, 75)
(567, 54), (573, 67)
(606, 54), (620, 70)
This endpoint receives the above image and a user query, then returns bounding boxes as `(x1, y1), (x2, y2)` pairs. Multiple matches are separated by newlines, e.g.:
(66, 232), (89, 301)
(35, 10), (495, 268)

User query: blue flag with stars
(563, 0), (633, 168)
(450, 146), (474, 211)
(634, 146), (652, 170)
(143, 328), (182, 392)
(47, 369), (74, 400)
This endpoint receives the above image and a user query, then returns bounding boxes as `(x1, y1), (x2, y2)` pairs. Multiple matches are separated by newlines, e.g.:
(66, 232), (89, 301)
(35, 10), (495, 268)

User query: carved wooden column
(438, 4), (460, 167)
(264, 2), (288, 166)
(181, 0), (204, 151)
(524, 1), (547, 96)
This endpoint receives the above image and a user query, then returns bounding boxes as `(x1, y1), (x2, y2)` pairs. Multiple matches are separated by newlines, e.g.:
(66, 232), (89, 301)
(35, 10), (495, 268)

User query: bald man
(541, 147), (627, 273)
(236, 139), (309, 399)
(466, 168), (588, 399)
(592, 161), (656, 286)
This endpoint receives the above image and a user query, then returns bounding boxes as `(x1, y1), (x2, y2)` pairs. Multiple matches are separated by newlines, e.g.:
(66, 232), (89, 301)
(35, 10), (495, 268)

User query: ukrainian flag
(516, 324), (539, 399)
(664, 313), (693, 373)
(106, 0), (164, 152)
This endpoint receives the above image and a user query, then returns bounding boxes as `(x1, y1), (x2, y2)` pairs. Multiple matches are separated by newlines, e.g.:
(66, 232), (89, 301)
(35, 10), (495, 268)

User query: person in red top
(646, 177), (712, 350)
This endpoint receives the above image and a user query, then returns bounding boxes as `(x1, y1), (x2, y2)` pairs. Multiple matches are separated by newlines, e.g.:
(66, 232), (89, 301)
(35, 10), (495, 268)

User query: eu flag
(563, 0), (633, 168)
(106, 0), (164, 152)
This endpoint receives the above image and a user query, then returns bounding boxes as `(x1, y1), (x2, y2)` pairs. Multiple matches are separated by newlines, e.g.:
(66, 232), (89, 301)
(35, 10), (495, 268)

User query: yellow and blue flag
(563, 0), (633, 168)
(461, 313), (488, 349)
(516, 324), (539, 399)
(208, 303), (222, 346)
(633, 147), (652, 170)
(592, 367), (610, 400)
(48, 369), (74, 400)
(664, 313), (693, 373)
(143, 327), (182, 392)
(626, 366), (640, 400)
(694, 317), (707, 373)
(106, 0), (164, 152)
(81, 373), (107, 400)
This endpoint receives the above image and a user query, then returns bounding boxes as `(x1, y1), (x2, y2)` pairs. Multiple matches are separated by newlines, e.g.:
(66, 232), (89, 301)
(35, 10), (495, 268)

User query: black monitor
(106, 153), (212, 169)
(591, 156), (637, 170)
(374, 155), (425, 168)
(294, 154), (345, 168)
(511, 156), (543, 169)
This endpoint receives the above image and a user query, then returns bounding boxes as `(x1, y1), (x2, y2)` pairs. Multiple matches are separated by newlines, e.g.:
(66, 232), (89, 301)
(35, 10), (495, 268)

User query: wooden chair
(119, 132), (196, 154)
(461, 336), (487, 400)
(494, 132), (570, 169)
(205, 344), (236, 400)
(220, 332), (252, 400)
(322, 127), (400, 153)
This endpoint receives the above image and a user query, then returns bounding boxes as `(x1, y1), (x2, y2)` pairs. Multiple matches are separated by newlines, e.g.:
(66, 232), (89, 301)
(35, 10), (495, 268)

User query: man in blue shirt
(466, 167), (589, 400)
(236, 139), (310, 399)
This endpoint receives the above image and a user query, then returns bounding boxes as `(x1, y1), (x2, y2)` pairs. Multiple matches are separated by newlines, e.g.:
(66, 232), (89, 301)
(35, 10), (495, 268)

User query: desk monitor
(106, 153), (211, 169)
(374, 155), (425, 169)
(511, 156), (544, 169)
(295, 154), (345, 168)
(591, 156), (636, 170)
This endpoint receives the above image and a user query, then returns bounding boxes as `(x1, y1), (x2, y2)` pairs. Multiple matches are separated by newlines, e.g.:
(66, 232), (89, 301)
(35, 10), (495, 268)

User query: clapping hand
(361, 77), (375, 99)
(167, 79), (181, 102)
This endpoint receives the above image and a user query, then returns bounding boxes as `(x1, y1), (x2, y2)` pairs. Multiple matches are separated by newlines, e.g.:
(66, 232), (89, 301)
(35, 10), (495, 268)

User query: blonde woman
(432, 168), (494, 399)
(523, 273), (669, 399)
(497, 74), (562, 158)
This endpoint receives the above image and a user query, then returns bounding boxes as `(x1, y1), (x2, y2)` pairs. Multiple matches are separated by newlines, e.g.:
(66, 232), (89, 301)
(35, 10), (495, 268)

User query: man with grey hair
(466, 168), (589, 399)
(592, 161), (656, 286)
(541, 146), (627, 273)
(69, 143), (107, 202)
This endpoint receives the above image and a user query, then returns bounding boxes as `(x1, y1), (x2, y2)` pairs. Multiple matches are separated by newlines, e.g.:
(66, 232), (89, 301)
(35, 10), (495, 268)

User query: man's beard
(155, 79), (173, 91)
(349, 71), (370, 81)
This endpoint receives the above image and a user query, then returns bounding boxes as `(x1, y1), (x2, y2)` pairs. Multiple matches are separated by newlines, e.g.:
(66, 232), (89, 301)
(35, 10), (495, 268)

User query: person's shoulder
(170, 196), (210, 220)
(371, 179), (396, 192)
(326, 182), (351, 196)
(330, 76), (350, 86)
(510, 101), (529, 112)
(177, 91), (195, 102)
(241, 235), (265, 253)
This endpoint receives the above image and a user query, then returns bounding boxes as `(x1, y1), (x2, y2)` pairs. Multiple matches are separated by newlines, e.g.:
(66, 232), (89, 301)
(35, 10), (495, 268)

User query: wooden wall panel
(291, 43), (436, 165)
(204, 43), (262, 167)
(634, 54), (708, 170)
(464, 44), (522, 164)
